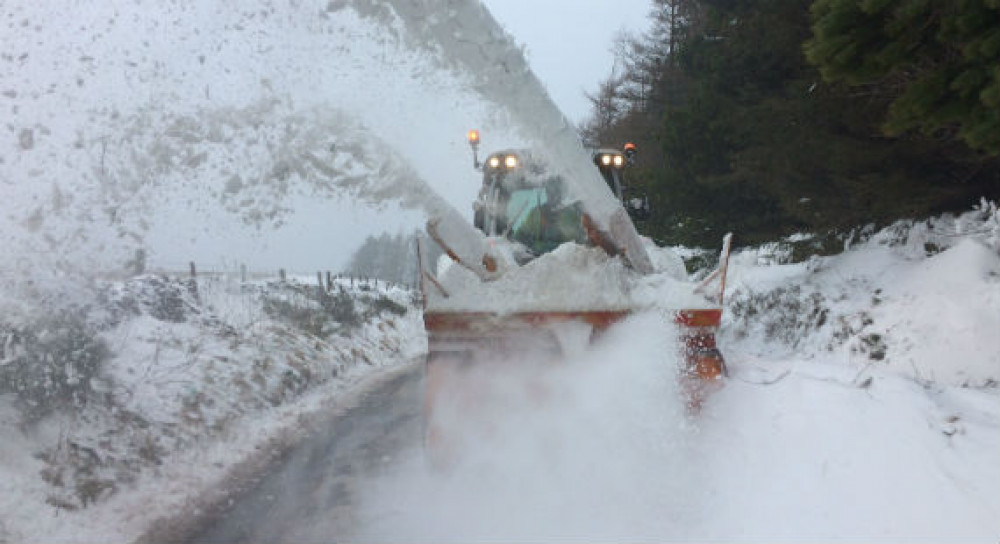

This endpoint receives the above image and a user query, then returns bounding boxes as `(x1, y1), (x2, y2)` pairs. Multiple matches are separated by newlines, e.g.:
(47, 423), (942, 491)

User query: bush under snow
(0, 274), (423, 515)
(722, 201), (1000, 387)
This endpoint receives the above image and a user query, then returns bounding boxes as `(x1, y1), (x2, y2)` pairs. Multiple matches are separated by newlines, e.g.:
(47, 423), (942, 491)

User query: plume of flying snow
(0, 1), (506, 282)
(341, 0), (623, 219)
(305, 311), (705, 542)
(338, 0), (655, 272)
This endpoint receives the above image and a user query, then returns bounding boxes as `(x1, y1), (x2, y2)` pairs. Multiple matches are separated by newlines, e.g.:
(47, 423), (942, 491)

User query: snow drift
(725, 202), (1000, 387)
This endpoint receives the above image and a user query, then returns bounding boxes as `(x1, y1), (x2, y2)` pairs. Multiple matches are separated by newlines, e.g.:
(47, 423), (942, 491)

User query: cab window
(505, 187), (584, 255)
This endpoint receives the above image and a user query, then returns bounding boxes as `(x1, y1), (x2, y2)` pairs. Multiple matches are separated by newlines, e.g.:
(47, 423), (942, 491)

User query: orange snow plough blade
(421, 308), (727, 464)
(675, 309), (728, 410)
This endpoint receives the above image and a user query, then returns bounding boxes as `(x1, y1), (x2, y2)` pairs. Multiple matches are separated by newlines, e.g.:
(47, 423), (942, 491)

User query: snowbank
(724, 203), (1000, 386)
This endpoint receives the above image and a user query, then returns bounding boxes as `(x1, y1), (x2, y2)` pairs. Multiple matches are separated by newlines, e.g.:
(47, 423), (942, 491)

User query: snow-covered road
(157, 321), (997, 542)
(351, 362), (996, 541)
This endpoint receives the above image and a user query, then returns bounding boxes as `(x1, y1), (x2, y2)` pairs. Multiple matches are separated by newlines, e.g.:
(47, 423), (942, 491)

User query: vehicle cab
(592, 146), (650, 221)
(471, 149), (587, 261)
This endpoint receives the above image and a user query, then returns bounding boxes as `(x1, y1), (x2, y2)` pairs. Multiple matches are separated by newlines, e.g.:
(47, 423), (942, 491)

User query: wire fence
(146, 259), (416, 294)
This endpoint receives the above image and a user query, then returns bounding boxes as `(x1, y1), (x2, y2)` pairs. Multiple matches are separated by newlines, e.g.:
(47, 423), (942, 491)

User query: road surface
(185, 363), (424, 543)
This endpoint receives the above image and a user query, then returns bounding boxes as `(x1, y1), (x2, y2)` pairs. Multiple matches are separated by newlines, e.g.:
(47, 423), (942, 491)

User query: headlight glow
(613, 155), (624, 167)
(488, 156), (501, 168)
(504, 155), (518, 168)
(601, 154), (612, 166)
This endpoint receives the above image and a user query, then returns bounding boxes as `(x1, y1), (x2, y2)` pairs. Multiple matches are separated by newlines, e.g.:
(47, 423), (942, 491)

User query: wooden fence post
(188, 261), (200, 302)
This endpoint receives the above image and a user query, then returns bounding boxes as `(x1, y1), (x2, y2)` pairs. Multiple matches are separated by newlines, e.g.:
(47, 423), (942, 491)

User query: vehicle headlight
(504, 155), (518, 168)
(488, 156), (501, 168)
(613, 154), (624, 167)
(601, 154), (612, 166)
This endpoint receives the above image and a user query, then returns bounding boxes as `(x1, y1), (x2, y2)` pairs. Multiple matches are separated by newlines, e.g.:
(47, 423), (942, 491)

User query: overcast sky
(484, 0), (653, 125)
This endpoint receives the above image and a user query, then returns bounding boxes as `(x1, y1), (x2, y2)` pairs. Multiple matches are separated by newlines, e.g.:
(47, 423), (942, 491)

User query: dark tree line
(582, 0), (1000, 248)
(343, 231), (443, 285)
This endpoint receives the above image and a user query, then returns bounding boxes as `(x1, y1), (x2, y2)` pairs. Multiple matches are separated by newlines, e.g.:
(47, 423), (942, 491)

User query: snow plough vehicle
(416, 130), (731, 462)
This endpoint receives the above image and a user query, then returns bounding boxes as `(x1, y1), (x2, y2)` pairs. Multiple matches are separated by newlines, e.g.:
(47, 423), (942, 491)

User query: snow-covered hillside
(0, 274), (423, 542)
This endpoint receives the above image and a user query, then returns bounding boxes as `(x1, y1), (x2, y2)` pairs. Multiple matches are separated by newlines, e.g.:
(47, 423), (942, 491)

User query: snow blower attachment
(418, 131), (730, 464)
(593, 145), (650, 221)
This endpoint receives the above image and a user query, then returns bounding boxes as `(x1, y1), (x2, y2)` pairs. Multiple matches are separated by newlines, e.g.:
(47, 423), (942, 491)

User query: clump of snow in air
(2, 0), (639, 283)
(347, 0), (620, 214)
(344, 0), (655, 273)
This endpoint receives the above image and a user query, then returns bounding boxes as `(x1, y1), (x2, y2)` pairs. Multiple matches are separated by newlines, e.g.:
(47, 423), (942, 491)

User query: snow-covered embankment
(701, 203), (1000, 539)
(0, 274), (423, 542)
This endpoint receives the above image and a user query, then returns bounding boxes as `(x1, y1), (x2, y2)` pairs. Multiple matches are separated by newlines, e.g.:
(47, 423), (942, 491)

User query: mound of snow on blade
(428, 242), (708, 314)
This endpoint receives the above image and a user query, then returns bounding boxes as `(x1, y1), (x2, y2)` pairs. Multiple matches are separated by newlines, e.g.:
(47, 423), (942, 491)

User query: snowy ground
(698, 204), (1000, 539)
(2, 209), (998, 542)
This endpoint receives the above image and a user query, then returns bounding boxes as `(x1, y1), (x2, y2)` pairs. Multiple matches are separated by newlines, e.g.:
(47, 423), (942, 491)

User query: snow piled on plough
(426, 242), (706, 314)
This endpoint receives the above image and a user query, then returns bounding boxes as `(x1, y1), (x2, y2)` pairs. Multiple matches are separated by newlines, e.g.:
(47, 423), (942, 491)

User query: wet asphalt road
(185, 364), (424, 543)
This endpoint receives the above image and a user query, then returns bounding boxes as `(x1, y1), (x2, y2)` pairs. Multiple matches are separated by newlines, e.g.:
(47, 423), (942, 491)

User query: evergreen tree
(343, 230), (441, 285)
(805, 0), (1000, 154)
(580, 0), (1000, 248)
